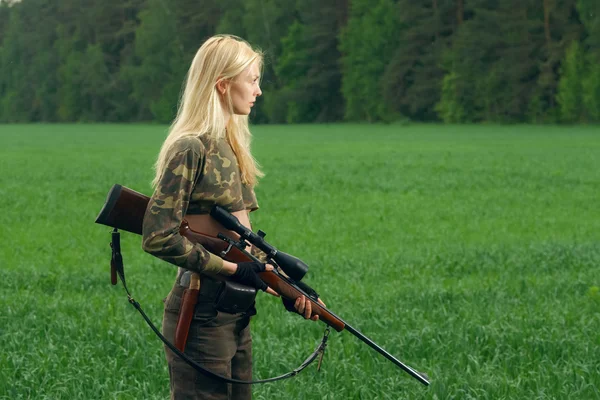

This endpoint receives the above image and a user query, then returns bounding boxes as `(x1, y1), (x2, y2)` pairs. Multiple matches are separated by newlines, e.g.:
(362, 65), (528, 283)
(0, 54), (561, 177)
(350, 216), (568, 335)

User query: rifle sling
(109, 228), (330, 385)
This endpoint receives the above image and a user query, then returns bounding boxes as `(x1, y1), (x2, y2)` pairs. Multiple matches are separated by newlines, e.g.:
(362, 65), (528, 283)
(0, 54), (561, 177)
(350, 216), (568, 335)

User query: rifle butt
(95, 184), (150, 234)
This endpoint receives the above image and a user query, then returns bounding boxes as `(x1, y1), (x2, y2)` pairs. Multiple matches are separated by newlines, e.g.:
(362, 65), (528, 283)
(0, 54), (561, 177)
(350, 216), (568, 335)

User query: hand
(281, 280), (324, 320)
(231, 261), (279, 297)
(294, 295), (327, 321)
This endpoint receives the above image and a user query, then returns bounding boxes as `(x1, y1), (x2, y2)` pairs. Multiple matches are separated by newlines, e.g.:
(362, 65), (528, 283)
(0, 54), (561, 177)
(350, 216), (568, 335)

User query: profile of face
(218, 61), (262, 116)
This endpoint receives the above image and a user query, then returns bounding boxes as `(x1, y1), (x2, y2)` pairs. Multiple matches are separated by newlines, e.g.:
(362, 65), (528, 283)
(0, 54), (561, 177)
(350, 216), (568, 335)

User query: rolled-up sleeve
(142, 139), (224, 273)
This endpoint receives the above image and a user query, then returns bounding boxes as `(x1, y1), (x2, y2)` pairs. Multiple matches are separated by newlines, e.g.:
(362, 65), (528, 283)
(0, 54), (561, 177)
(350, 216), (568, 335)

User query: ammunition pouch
(178, 270), (257, 315)
(215, 280), (257, 314)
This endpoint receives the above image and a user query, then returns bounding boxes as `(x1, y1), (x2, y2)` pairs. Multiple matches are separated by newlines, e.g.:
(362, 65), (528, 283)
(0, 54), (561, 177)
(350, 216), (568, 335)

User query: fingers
(294, 296), (304, 315)
(317, 297), (326, 307)
(265, 263), (274, 272)
(292, 296), (324, 321)
(265, 286), (279, 297)
(294, 296), (314, 319)
(304, 296), (312, 319)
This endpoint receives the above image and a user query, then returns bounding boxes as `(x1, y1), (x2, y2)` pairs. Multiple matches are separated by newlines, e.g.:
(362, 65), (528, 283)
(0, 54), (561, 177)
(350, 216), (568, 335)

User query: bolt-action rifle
(95, 184), (430, 386)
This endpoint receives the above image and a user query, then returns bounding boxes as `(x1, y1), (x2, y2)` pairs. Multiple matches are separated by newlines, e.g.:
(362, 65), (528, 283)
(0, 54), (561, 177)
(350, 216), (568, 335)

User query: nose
(256, 85), (262, 97)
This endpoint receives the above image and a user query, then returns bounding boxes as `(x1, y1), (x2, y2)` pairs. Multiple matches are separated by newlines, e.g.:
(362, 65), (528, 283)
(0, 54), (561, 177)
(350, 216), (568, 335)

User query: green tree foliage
(528, 0), (583, 123)
(577, 0), (599, 52)
(55, 32), (85, 121)
(124, 0), (186, 123)
(273, 21), (310, 123)
(436, 71), (467, 123)
(0, 6), (30, 122)
(171, 0), (222, 53)
(437, 0), (541, 123)
(578, 0), (600, 121)
(124, 0), (226, 123)
(0, 0), (597, 124)
(557, 40), (585, 122)
(235, 0), (298, 123)
(0, 3), (10, 48)
(272, 0), (346, 123)
(340, 0), (400, 122)
(0, 0), (145, 122)
(384, 0), (456, 121)
(216, 0), (246, 38)
(437, 0), (586, 123)
(582, 65), (600, 121)
(53, 14), (114, 122)
(0, 0), (60, 121)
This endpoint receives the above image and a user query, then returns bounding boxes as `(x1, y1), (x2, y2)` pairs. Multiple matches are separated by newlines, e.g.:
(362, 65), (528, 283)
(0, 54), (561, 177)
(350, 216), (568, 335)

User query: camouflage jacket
(141, 135), (259, 273)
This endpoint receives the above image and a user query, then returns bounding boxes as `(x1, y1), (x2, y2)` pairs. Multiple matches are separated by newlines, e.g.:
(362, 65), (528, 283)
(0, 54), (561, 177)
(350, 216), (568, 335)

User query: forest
(0, 0), (598, 124)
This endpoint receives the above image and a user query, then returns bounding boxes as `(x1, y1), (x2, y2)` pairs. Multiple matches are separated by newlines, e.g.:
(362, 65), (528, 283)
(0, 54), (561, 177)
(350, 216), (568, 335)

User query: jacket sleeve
(141, 140), (224, 273)
(250, 245), (268, 263)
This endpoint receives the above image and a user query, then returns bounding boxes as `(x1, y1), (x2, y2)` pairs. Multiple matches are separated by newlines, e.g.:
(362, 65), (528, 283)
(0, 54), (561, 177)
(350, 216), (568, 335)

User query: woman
(141, 35), (319, 400)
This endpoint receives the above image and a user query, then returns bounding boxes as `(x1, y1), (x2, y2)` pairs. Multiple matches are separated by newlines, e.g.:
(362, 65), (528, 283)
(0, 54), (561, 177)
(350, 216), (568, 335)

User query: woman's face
(228, 61), (262, 116)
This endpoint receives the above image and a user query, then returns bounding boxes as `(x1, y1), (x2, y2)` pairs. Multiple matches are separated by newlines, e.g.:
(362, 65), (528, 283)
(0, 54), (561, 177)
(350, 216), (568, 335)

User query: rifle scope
(210, 205), (309, 282)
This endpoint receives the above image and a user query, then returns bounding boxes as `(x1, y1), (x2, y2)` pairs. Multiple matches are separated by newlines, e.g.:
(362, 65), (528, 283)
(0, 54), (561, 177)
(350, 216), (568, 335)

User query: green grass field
(1, 123), (599, 399)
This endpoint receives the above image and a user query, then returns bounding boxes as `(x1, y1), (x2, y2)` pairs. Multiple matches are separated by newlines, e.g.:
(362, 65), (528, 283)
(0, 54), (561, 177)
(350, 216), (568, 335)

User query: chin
(234, 108), (252, 116)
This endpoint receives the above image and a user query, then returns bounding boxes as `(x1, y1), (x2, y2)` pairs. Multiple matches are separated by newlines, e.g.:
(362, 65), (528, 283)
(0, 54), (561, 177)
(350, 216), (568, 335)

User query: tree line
(0, 0), (598, 124)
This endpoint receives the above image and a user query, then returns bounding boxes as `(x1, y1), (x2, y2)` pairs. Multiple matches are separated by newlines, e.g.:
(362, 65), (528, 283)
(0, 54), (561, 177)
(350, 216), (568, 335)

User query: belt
(176, 270), (224, 303)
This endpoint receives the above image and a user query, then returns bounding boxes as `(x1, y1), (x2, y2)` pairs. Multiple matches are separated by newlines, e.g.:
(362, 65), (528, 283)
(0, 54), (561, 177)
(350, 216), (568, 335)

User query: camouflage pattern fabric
(189, 135), (258, 215)
(143, 134), (261, 399)
(163, 283), (253, 400)
(142, 135), (259, 273)
(250, 246), (268, 263)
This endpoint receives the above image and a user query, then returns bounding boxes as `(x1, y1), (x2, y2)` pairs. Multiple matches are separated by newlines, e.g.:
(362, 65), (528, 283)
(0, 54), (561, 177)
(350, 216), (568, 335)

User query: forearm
(220, 260), (237, 276)
(142, 232), (224, 274)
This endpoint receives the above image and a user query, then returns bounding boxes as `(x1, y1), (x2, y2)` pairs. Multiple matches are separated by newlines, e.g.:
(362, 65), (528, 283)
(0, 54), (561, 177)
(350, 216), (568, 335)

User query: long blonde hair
(152, 34), (264, 188)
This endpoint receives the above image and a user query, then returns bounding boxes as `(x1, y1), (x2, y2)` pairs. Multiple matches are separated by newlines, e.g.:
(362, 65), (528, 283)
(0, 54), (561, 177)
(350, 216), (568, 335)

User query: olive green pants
(162, 285), (253, 400)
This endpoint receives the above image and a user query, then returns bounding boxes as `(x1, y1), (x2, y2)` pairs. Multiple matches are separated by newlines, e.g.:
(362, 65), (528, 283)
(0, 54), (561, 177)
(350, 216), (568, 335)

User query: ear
(216, 79), (229, 95)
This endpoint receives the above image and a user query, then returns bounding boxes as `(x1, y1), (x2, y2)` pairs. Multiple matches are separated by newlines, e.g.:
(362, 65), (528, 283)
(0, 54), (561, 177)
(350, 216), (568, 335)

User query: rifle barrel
(95, 185), (431, 387)
(344, 323), (430, 386)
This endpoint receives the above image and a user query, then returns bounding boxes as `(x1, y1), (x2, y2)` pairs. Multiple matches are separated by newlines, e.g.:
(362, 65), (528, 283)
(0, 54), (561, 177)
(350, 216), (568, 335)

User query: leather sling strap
(110, 228), (330, 384)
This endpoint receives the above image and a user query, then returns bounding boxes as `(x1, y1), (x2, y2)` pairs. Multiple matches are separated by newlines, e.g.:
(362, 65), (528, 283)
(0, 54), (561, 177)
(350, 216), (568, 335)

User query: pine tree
(438, 0), (541, 122)
(557, 40), (585, 122)
(0, 0), (62, 121)
(271, 0), (346, 123)
(124, 0), (186, 122)
(340, 0), (400, 122)
(578, 0), (600, 121)
(529, 0), (584, 122)
(384, 0), (456, 121)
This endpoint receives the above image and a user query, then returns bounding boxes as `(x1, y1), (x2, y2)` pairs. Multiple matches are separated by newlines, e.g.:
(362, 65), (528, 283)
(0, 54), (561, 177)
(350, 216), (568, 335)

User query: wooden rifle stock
(96, 184), (429, 386)
(95, 184), (346, 332)
(95, 184), (148, 235)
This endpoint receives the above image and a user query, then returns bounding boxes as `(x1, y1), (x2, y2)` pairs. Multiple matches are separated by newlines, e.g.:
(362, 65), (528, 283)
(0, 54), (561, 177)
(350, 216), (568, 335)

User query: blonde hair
(152, 34), (264, 188)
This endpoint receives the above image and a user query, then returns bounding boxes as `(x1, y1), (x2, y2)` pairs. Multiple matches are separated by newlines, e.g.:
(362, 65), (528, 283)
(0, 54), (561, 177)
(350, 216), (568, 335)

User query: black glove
(231, 261), (268, 291)
(282, 280), (320, 313)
